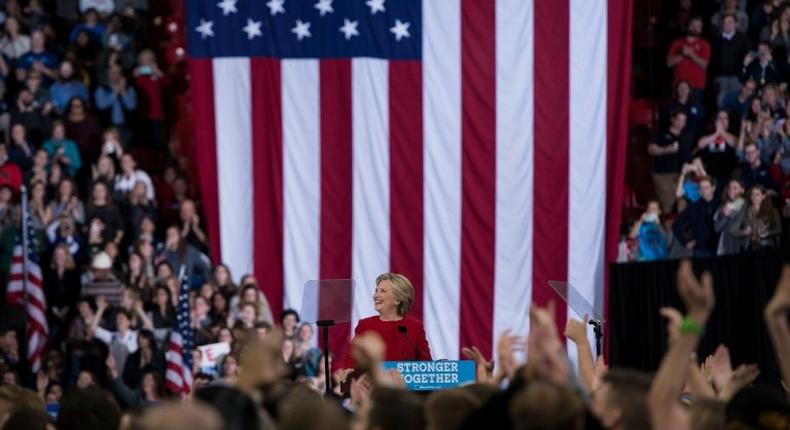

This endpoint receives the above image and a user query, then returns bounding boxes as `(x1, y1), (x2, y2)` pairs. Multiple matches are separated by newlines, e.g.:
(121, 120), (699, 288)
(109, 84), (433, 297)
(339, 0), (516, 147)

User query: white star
(366, 0), (385, 14)
(266, 0), (285, 15)
(390, 19), (410, 41)
(243, 18), (263, 40)
(314, 0), (334, 17)
(195, 19), (214, 39)
(217, 0), (237, 16)
(339, 18), (359, 40)
(292, 19), (312, 41)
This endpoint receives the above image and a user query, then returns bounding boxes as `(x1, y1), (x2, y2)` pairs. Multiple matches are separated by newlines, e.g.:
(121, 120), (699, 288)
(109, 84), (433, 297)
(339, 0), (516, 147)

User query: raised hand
(718, 364), (760, 401)
(349, 373), (373, 410)
(461, 345), (494, 384)
(564, 315), (589, 346)
(659, 307), (683, 345)
(676, 260), (715, 325)
(496, 330), (523, 381)
(351, 332), (386, 371)
(709, 344), (734, 392)
(590, 356), (608, 392)
(96, 295), (108, 311)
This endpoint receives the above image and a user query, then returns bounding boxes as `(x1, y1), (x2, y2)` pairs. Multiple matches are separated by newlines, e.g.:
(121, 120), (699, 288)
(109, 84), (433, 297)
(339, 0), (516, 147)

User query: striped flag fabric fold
(165, 269), (194, 394)
(186, 0), (631, 360)
(5, 202), (48, 372)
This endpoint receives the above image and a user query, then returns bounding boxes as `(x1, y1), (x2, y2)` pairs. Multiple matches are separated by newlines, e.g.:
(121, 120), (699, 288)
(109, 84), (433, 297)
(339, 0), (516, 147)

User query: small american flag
(5, 201), (48, 372)
(165, 268), (194, 394)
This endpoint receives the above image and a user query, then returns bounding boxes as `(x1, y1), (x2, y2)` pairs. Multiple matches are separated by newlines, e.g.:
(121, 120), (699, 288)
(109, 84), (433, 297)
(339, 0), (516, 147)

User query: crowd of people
(0, 1), (786, 430)
(628, 0), (790, 261)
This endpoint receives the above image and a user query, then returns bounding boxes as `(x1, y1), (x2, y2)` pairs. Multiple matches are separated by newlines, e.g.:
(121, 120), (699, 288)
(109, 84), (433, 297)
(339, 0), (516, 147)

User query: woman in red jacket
(345, 273), (432, 369)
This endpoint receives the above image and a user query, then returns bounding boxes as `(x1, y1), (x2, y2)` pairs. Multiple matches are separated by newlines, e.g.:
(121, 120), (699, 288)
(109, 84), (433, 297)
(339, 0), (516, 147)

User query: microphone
(397, 325), (431, 361)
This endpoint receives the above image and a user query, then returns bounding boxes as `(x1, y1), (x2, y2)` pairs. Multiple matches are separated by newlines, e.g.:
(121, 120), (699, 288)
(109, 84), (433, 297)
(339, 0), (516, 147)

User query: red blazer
(345, 316), (432, 368)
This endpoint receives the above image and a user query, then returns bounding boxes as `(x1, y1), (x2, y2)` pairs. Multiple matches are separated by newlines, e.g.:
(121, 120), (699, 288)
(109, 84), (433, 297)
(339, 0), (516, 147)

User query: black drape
(609, 250), (787, 388)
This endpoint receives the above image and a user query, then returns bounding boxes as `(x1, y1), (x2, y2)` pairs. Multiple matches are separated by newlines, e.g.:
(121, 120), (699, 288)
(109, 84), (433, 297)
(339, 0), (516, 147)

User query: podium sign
(382, 360), (476, 391)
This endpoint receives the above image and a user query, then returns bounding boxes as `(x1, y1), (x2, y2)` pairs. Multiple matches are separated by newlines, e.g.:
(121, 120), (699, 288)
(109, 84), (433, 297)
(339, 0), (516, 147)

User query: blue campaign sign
(382, 360), (476, 391)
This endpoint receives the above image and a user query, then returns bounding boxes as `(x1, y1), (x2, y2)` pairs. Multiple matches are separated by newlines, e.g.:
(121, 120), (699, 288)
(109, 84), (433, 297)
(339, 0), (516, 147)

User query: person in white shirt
(114, 153), (155, 200)
(91, 295), (152, 370)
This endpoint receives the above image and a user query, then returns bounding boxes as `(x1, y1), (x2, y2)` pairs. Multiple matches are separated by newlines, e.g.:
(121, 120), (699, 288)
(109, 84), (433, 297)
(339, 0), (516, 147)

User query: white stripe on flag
(494, 0), (534, 357)
(213, 58), (254, 280)
(567, 0), (608, 354)
(423, 0), (462, 360)
(351, 58), (390, 330)
(282, 59), (321, 312)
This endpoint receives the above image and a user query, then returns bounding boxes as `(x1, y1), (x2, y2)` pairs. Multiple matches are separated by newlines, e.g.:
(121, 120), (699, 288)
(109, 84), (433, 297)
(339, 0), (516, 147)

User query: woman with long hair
(730, 185), (782, 250)
(122, 329), (165, 390)
(0, 17), (30, 60)
(149, 285), (175, 341)
(43, 244), (80, 343)
(85, 181), (123, 245)
(714, 179), (746, 255)
(228, 283), (274, 326)
(91, 153), (116, 189)
(28, 180), (51, 231)
(126, 251), (152, 296)
(212, 263), (238, 299)
(160, 225), (210, 285)
(48, 178), (85, 225)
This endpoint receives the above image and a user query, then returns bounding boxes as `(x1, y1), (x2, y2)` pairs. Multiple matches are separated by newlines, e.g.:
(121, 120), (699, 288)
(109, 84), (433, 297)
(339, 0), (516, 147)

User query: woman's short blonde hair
(375, 273), (414, 317)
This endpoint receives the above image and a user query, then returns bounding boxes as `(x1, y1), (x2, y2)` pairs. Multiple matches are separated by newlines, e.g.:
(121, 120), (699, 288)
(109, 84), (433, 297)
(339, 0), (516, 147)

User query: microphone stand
(316, 319), (334, 395)
(588, 319), (604, 357)
(397, 326), (430, 360)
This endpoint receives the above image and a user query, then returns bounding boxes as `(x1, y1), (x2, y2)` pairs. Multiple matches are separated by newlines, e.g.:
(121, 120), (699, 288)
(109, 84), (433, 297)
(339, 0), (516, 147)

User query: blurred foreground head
(726, 386), (790, 430)
(57, 386), (121, 430)
(194, 385), (260, 430)
(510, 380), (584, 430)
(590, 368), (652, 430)
(366, 387), (425, 430)
(0, 384), (45, 428)
(130, 401), (223, 430)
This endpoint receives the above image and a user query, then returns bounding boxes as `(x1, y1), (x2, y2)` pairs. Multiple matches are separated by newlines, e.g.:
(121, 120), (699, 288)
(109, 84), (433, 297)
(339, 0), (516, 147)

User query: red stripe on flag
(605, 0), (633, 360)
(250, 58), (285, 318)
(320, 59), (353, 363)
(459, 0), (497, 358)
(533, 0), (570, 334)
(188, 59), (222, 264)
(388, 60), (424, 321)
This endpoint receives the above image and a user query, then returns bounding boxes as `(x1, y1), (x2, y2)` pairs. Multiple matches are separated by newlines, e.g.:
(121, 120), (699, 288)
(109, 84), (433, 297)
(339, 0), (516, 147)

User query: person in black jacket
(43, 244), (81, 346)
(122, 329), (165, 390)
(713, 14), (751, 107)
(741, 41), (779, 90)
(672, 176), (720, 256)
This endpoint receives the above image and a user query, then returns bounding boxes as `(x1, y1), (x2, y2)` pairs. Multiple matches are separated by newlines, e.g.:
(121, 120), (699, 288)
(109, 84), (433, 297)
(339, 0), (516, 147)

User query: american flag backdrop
(186, 0), (632, 360)
(165, 269), (194, 394)
(5, 201), (48, 372)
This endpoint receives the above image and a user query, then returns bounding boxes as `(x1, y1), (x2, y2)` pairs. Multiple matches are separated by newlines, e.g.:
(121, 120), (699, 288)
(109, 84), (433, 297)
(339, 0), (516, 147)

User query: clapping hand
(461, 345), (494, 384)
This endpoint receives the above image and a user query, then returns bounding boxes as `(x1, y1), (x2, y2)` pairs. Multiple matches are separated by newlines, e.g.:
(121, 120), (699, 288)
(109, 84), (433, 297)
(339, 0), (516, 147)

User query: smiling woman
(344, 273), (433, 370)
